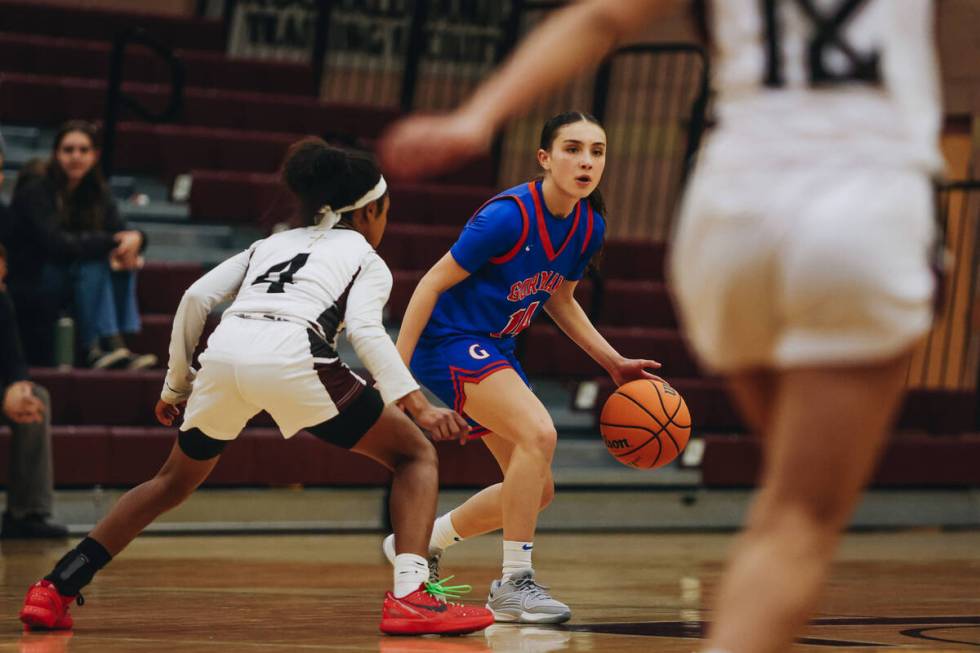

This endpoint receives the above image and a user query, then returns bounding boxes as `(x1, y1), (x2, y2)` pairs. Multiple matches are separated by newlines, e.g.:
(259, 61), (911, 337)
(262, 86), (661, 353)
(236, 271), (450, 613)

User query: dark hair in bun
(281, 137), (383, 226)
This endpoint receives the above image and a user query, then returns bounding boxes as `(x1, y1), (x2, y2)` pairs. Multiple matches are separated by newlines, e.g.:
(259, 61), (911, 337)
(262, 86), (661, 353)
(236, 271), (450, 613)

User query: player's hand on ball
(155, 399), (184, 426)
(610, 357), (663, 386)
(416, 406), (471, 444)
(379, 112), (493, 181)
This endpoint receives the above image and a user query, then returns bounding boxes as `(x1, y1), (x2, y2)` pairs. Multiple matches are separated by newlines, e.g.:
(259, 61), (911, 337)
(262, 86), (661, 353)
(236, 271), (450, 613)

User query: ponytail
(281, 137), (383, 227)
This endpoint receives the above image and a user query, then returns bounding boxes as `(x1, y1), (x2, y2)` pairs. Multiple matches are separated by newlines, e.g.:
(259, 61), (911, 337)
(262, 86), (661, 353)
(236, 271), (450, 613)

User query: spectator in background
(0, 243), (67, 539)
(7, 121), (156, 369)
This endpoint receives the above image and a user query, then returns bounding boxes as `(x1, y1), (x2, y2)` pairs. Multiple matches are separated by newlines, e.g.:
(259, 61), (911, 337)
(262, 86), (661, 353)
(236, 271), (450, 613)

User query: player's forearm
(161, 290), (210, 403)
(457, 0), (668, 131)
(545, 296), (623, 374)
(349, 329), (420, 405)
(395, 279), (441, 366)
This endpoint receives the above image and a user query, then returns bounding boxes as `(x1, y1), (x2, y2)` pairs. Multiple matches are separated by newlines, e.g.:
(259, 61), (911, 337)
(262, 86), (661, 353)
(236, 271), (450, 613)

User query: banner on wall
(227, 0), (511, 69)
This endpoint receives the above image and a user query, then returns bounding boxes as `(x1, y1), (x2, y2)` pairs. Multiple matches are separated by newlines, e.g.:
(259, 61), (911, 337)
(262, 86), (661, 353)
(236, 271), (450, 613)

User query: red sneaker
(381, 583), (494, 636)
(19, 581), (79, 631)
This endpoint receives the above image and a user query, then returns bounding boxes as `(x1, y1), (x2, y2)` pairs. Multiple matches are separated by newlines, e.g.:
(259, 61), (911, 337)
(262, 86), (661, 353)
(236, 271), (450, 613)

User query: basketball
(599, 379), (691, 469)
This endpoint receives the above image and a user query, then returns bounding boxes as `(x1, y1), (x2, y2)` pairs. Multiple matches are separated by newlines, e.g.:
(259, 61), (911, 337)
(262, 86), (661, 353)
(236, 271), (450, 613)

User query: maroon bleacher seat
(599, 240), (667, 281)
(138, 261), (205, 314)
(0, 2), (225, 51)
(521, 325), (702, 378)
(377, 224), (459, 272)
(0, 424), (501, 488)
(0, 70), (320, 129)
(128, 312), (220, 369)
(188, 170), (288, 224)
(389, 183), (494, 226)
(590, 377), (978, 436)
(596, 280), (677, 328)
(701, 434), (980, 487)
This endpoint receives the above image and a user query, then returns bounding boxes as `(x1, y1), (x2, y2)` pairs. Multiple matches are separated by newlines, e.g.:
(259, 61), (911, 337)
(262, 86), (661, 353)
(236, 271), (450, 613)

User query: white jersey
(162, 225), (418, 407)
(705, 0), (943, 173)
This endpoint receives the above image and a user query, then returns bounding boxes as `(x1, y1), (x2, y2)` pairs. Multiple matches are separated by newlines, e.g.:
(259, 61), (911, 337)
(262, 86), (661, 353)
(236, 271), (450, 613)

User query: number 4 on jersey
(251, 253), (310, 293)
(491, 301), (540, 338)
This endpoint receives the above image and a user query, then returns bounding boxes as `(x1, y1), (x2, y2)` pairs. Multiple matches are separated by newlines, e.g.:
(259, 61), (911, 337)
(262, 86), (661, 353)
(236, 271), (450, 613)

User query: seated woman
(8, 121), (155, 369)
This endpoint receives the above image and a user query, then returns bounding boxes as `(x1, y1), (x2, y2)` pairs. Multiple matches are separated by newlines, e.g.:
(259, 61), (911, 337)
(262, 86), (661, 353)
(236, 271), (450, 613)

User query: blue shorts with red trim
(410, 334), (530, 439)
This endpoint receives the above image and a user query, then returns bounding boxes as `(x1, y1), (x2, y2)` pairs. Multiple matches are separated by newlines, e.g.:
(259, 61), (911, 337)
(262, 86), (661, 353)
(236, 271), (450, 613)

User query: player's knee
(524, 422), (557, 459)
(405, 434), (438, 470)
(539, 480), (556, 510)
(752, 494), (847, 544)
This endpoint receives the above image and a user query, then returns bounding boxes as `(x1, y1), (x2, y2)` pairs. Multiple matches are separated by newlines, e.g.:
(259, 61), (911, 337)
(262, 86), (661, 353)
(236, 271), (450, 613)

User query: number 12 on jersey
(491, 301), (540, 338)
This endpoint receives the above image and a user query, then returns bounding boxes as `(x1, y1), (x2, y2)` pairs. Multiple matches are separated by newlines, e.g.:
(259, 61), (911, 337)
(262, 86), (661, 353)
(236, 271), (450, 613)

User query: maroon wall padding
(701, 434), (980, 487)
(137, 262), (205, 315)
(0, 2), (226, 51)
(0, 34), (312, 94)
(599, 240), (667, 282)
(521, 325), (702, 378)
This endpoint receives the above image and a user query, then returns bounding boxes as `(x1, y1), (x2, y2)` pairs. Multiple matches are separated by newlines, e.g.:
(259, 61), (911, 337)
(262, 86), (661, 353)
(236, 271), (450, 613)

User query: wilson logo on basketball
(604, 437), (629, 450)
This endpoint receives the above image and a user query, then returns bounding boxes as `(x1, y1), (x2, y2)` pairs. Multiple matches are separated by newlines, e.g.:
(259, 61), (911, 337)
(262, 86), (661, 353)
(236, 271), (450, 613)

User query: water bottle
(54, 316), (74, 369)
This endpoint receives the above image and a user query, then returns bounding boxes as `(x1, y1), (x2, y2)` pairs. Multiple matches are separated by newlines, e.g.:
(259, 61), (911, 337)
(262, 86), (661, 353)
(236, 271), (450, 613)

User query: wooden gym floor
(1, 530), (978, 652)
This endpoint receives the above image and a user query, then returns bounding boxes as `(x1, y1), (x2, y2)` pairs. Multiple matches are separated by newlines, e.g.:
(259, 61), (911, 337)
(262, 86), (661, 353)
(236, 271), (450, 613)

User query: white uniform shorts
(181, 316), (369, 440)
(669, 165), (936, 373)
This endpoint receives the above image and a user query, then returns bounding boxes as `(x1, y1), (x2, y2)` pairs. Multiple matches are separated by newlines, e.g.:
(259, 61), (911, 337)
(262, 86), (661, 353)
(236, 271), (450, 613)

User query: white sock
(393, 553), (428, 598)
(502, 540), (533, 579)
(429, 512), (463, 552)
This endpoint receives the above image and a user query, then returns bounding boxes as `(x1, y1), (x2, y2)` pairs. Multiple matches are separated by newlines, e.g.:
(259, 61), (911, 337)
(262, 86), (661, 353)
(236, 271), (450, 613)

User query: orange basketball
(599, 379), (692, 469)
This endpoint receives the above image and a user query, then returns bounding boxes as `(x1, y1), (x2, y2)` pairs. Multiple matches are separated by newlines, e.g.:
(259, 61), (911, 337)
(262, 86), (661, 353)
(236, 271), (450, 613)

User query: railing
(101, 27), (185, 177)
(219, 2), (709, 240)
(908, 181), (980, 395)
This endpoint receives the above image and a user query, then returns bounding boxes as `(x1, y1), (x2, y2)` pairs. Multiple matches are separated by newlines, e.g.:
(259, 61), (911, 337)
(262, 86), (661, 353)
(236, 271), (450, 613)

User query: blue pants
(411, 334), (531, 439)
(40, 260), (141, 349)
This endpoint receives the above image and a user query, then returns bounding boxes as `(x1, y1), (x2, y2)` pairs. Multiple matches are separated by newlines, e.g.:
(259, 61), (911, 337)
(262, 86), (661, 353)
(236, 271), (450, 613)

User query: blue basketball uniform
(411, 179), (605, 437)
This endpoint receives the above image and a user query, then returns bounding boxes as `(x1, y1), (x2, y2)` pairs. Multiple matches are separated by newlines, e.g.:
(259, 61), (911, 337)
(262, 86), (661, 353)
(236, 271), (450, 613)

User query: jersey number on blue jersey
(252, 253), (310, 293)
(490, 301), (540, 338)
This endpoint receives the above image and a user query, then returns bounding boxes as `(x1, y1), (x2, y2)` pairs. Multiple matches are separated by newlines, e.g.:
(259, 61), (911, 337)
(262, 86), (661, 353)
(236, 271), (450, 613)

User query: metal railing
(219, 2), (709, 240)
(908, 181), (980, 394)
(101, 27), (185, 177)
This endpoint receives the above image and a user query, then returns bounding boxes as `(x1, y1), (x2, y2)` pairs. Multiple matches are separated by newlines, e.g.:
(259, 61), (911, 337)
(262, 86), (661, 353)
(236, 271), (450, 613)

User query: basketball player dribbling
(381, 111), (664, 623)
(20, 138), (494, 637)
(378, 2), (943, 651)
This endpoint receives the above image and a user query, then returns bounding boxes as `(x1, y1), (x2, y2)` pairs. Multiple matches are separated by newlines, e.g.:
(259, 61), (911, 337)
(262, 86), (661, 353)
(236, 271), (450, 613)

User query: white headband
(315, 175), (388, 230)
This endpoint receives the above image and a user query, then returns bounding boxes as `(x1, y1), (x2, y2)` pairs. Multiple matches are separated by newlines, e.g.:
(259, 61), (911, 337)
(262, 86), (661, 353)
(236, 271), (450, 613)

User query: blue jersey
(422, 179), (605, 346)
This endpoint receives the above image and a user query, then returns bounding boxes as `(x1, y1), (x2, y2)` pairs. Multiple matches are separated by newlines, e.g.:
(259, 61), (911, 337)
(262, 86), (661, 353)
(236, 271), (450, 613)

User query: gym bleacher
(0, 0), (977, 531)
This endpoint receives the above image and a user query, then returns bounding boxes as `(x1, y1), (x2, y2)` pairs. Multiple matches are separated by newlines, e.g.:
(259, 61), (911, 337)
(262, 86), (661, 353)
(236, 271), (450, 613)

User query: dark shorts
(411, 335), (531, 439)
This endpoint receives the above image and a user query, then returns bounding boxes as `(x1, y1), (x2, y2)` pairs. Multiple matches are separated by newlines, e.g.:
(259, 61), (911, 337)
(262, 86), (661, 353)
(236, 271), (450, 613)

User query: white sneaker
(486, 569), (571, 624)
